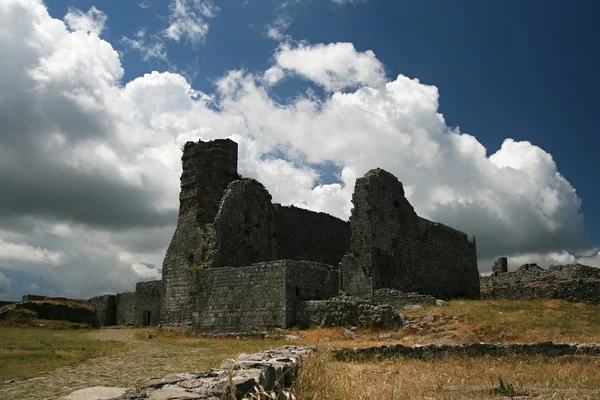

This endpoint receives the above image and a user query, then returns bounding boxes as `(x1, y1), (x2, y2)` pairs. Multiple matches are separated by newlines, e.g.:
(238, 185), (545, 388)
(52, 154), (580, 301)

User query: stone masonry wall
(161, 139), (238, 328)
(85, 294), (117, 327)
(191, 262), (287, 332)
(284, 261), (340, 327)
(480, 263), (600, 304)
(213, 179), (277, 267)
(340, 168), (479, 299)
(135, 280), (163, 326)
(116, 292), (136, 325)
(274, 205), (350, 266)
(372, 288), (437, 307)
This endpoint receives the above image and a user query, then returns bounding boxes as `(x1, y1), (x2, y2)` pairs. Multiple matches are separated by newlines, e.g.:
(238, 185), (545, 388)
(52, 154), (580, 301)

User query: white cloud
(273, 42), (387, 91)
(138, 0), (151, 9)
(0, 239), (66, 266)
(578, 249), (600, 268)
(0, 272), (10, 295)
(64, 6), (107, 36)
(121, 28), (167, 61)
(0, 0), (594, 302)
(24, 283), (40, 291)
(164, 0), (219, 43)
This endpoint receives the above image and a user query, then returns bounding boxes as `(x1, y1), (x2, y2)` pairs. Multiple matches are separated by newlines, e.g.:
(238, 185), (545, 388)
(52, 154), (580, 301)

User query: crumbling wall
(284, 261), (339, 327)
(191, 262), (287, 332)
(161, 139), (238, 328)
(492, 257), (508, 274)
(274, 205), (350, 266)
(295, 294), (404, 328)
(116, 292), (136, 325)
(480, 263), (600, 304)
(16, 301), (97, 326)
(372, 289), (437, 307)
(213, 179), (277, 267)
(85, 294), (116, 327)
(340, 168), (479, 299)
(135, 280), (163, 326)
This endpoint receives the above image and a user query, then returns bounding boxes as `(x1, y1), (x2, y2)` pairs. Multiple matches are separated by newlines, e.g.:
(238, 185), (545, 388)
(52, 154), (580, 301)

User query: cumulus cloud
(273, 42), (387, 91)
(0, 272), (10, 295)
(0, 239), (66, 266)
(64, 6), (107, 36)
(0, 0), (593, 299)
(578, 249), (600, 268)
(164, 0), (219, 43)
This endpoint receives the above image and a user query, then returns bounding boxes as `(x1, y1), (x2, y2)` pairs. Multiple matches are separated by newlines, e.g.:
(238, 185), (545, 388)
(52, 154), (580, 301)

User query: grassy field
(0, 327), (127, 385)
(1, 298), (599, 399)
(295, 351), (600, 399)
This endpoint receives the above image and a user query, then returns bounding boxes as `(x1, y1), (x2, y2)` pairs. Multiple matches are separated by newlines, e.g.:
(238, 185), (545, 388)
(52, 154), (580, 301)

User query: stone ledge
(58, 346), (314, 400)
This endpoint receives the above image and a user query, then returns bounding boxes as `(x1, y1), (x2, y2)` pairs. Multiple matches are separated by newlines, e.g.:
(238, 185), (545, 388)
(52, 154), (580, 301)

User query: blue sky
(0, 0), (598, 300)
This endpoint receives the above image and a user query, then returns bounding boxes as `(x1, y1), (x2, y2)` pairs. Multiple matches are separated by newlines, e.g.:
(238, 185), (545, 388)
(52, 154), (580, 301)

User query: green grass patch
(0, 328), (127, 385)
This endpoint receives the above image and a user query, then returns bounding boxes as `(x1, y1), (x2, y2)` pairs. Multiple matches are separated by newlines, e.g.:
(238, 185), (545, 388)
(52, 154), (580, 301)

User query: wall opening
(143, 310), (151, 326)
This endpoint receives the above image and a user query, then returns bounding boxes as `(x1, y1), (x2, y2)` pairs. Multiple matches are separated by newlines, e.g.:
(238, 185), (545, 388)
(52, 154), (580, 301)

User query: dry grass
(394, 298), (600, 344)
(30, 299), (94, 310)
(294, 351), (600, 399)
(1, 299), (600, 399)
(279, 299), (600, 348)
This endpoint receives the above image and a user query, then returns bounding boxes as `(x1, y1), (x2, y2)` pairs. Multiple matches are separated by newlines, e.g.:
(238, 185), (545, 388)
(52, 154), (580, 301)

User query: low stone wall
(0, 300), (15, 309)
(372, 289), (437, 307)
(15, 301), (97, 327)
(116, 292), (136, 325)
(85, 295), (117, 327)
(295, 294), (405, 329)
(332, 342), (600, 361)
(59, 346), (314, 400)
(480, 263), (600, 304)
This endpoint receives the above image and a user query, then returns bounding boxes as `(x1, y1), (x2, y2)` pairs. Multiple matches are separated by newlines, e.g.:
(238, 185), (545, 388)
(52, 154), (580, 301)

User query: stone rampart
(116, 292), (136, 325)
(480, 263), (600, 304)
(85, 294), (116, 327)
(15, 301), (97, 326)
(372, 288), (437, 307)
(274, 205), (350, 266)
(340, 168), (479, 299)
(135, 280), (162, 326)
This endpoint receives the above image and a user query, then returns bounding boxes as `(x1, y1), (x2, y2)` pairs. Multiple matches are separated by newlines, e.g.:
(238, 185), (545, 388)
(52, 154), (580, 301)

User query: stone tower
(160, 139), (239, 328)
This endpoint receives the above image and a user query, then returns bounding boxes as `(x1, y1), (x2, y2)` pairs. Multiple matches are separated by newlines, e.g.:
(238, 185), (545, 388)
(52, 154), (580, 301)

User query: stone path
(0, 329), (208, 400)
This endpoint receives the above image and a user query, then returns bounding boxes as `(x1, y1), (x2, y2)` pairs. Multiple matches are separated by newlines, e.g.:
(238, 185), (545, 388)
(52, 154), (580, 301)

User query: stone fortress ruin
(12, 139), (482, 331)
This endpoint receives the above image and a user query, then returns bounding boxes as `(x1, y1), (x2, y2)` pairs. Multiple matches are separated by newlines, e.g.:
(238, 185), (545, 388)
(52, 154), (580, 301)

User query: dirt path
(0, 329), (210, 400)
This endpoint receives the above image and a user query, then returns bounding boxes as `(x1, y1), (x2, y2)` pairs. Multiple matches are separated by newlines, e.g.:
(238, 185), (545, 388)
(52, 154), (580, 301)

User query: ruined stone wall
(283, 261), (340, 326)
(116, 292), (136, 325)
(85, 294), (116, 327)
(372, 288), (437, 307)
(274, 205), (350, 266)
(16, 301), (97, 326)
(161, 139), (238, 328)
(135, 280), (163, 326)
(191, 262), (287, 332)
(480, 264), (600, 304)
(213, 179), (277, 267)
(340, 168), (479, 299)
(492, 257), (508, 274)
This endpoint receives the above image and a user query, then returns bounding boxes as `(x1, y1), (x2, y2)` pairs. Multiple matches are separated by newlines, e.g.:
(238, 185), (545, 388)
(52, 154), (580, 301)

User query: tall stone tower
(160, 139), (238, 328)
